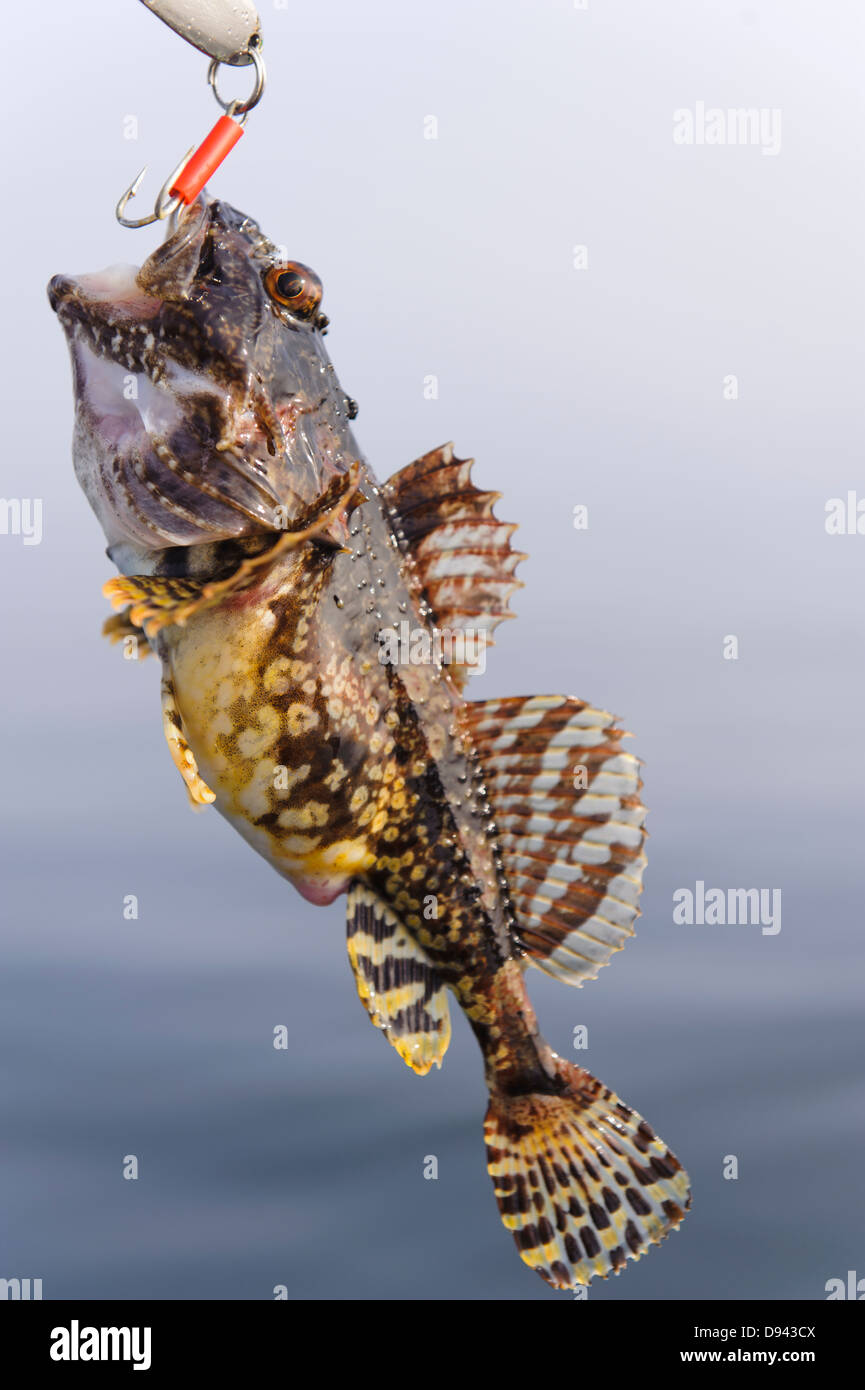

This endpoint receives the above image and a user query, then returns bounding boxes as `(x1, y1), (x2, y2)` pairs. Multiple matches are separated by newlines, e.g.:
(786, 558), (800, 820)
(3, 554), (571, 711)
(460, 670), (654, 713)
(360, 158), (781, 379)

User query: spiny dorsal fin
(461, 695), (648, 987)
(346, 883), (451, 1075)
(383, 443), (526, 687)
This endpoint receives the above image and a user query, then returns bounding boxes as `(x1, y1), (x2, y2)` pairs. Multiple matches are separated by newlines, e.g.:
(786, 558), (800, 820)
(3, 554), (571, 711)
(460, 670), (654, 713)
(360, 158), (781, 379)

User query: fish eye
(265, 262), (322, 319)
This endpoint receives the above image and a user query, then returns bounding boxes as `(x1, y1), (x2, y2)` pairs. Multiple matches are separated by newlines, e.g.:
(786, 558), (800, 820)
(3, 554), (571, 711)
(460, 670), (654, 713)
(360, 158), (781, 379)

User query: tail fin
(484, 1054), (690, 1289)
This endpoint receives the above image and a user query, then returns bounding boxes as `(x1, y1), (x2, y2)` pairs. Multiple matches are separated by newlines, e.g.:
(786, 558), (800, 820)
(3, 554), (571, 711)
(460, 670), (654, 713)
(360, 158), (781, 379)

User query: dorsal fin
(461, 695), (648, 986)
(346, 883), (451, 1075)
(383, 443), (526, 686)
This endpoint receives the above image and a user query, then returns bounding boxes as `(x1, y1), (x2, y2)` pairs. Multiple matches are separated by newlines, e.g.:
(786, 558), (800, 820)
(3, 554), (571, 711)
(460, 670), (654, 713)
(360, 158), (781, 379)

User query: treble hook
(115, 45), (265, 229)
(116, 149), (196, 229)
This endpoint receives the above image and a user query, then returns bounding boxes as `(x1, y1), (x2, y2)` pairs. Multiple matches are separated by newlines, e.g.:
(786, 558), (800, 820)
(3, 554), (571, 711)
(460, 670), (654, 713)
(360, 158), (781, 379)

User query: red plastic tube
(170, 115), (244, 206)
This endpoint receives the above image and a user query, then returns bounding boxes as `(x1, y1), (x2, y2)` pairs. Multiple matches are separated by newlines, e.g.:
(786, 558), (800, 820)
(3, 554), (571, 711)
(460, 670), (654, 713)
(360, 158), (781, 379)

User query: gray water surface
(2, 0), (864, 1300)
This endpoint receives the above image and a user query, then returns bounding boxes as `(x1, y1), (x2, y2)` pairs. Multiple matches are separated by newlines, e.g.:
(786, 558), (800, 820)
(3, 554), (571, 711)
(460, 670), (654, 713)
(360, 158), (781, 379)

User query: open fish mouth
(49, 197), (359, 554)
(49, 264), (282, 545)
(48, 266), (167, 381)
(49, 294), (284, 549)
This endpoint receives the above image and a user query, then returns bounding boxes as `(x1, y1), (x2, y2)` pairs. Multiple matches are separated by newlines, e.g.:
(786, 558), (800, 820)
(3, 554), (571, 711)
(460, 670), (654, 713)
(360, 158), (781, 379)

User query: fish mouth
(48, 265), (167, 379)
(49, 261), (285, 548)
(48, 199), (213, 379)
(64, 345), (285, 549)
(49, 198), (353, 551)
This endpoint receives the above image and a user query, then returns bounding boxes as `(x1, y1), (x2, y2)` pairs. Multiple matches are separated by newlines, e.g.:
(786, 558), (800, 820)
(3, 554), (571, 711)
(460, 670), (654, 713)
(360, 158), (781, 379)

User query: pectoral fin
(103, 465), (366, 639)
(102, 608), (153, 658)
(103, 574), (205, 640)
(346, 883), (451, 1075)
(161, 675), (216, 809)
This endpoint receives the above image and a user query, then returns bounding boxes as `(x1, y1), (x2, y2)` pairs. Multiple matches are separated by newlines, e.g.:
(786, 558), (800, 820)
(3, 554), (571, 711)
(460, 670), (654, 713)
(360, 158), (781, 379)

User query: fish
(48, 195), (691, 1291)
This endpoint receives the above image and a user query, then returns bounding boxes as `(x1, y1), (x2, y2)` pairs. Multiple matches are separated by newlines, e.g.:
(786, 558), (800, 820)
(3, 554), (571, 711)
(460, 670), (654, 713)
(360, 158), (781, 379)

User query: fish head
(48, 197), (356, 552)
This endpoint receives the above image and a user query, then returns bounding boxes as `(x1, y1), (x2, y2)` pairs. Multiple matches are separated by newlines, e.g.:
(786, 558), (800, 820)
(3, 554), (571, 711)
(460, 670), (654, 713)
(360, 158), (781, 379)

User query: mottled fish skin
(49, 197), (691, 1291)
(154, 469), (547, 1080)
(48, 199), (354, 552)
(122, 472), (563, 1167)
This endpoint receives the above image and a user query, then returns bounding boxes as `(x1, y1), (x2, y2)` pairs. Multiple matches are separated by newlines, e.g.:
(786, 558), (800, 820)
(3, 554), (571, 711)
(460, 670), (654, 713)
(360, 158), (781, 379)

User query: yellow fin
(102, 608), (153, 659)
(161, 676), (216, 809)
(103, 465), (367, 639)
(346, 883), (451, 1076)
(485, 1053), (690, 1289)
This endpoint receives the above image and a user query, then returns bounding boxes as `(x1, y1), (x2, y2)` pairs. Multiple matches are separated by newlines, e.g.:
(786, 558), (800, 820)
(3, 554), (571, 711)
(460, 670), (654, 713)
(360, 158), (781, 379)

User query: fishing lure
(48, 7), (690, 1292)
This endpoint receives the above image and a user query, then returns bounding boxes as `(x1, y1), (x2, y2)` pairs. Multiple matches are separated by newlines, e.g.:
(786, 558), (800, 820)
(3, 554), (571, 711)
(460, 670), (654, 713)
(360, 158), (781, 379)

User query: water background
(1, 0), (863, 1299)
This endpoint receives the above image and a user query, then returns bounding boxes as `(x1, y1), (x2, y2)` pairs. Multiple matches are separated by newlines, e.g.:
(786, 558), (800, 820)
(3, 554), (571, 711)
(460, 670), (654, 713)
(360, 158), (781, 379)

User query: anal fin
(346, 883), (451, 1075)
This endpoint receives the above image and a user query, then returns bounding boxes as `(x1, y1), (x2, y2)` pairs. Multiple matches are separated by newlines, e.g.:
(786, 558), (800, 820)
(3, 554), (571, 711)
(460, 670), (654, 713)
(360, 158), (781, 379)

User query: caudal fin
(484, 1055), (690, 1289)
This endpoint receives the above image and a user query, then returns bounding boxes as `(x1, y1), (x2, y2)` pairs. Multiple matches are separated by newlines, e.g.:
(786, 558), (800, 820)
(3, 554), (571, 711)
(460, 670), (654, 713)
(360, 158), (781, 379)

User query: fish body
(49, 197), (690, 1289)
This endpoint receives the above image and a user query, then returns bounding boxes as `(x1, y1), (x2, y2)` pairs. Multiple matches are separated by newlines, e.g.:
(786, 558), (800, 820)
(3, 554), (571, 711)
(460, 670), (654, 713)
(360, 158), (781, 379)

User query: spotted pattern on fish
(50, 195), (691, 1293)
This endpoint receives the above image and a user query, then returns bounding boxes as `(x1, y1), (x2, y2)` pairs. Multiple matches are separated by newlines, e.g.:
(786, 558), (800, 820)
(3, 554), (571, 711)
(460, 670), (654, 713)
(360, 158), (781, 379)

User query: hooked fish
(48, 196), (690, 1291)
